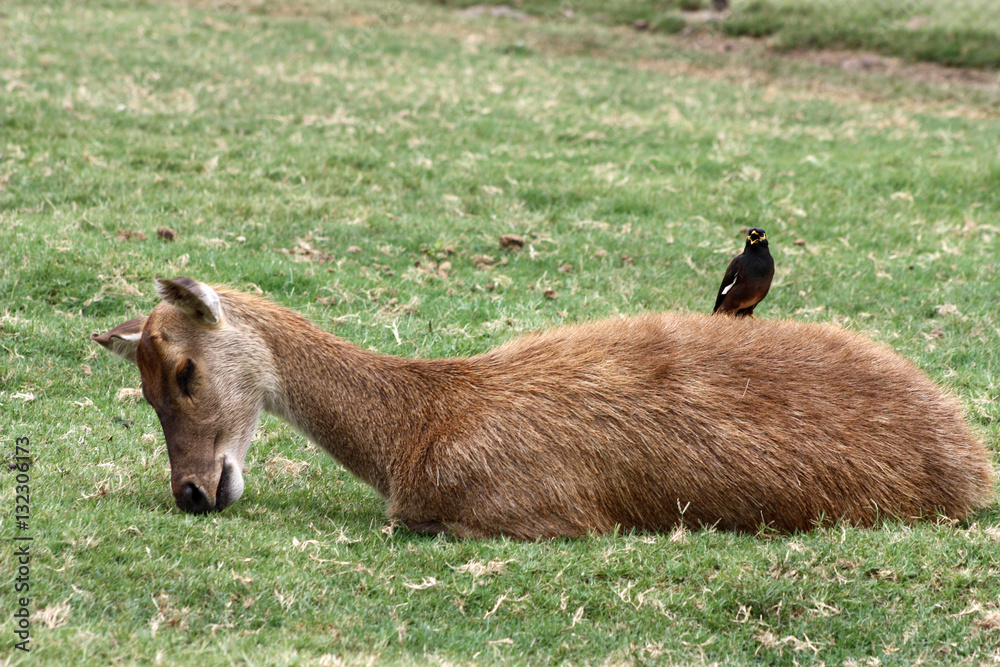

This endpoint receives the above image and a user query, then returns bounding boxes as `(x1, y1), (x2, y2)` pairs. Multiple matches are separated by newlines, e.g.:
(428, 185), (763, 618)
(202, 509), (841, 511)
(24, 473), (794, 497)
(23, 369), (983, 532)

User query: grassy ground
(723, 0), (1000, 69)
(2, 0), (1000, 664)
(432, 0), (1000, 69)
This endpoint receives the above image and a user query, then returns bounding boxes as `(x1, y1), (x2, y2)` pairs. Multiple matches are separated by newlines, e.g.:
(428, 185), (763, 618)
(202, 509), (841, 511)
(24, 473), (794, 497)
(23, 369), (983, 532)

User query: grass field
(2, 0), (1000, 664)
(723, 0), (1000, 69)
(432, 0), (1000, 69)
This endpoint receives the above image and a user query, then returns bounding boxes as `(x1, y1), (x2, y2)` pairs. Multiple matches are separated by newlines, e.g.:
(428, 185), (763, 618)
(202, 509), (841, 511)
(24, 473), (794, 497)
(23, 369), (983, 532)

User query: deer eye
(176, 358), (195, 396)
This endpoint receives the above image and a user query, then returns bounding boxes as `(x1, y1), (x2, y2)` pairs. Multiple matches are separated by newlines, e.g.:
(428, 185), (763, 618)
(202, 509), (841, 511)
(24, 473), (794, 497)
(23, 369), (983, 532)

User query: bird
(712, 228), (774, 318)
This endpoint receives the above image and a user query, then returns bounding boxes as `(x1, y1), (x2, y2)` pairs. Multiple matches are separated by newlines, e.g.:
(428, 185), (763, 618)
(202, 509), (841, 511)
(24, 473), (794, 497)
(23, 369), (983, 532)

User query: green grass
(430, 0), (1000, 68)
(2, 0), (1000, 664)
(722, 0), (1000, 69)
(429, 0), (695, 33)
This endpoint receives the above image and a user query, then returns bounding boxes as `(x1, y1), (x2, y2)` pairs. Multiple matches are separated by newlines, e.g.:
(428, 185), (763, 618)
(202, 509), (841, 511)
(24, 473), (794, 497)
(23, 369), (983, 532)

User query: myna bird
(712, 228), (774, 317)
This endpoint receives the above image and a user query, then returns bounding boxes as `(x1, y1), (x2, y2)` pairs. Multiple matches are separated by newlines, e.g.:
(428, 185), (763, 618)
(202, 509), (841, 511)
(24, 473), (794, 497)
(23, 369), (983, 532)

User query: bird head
(746, 228), (768, 246)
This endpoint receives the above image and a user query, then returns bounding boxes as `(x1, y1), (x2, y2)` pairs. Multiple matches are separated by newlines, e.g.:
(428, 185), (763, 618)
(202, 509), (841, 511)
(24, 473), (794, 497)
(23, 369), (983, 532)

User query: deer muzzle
(174, 455), (244, 514)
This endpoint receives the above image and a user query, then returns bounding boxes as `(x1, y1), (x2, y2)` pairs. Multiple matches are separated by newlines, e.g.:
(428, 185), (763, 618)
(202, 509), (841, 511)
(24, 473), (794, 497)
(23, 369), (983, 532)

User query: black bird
(712, 228), (774, 317)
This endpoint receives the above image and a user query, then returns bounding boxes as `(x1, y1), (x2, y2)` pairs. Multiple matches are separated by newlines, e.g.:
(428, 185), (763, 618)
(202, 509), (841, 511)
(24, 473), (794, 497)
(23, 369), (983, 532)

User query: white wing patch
(720, 273), (739, 295)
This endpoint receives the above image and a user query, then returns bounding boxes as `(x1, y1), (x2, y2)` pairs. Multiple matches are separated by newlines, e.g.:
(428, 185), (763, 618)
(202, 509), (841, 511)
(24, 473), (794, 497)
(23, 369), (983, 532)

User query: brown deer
(93, 277), (994, 539)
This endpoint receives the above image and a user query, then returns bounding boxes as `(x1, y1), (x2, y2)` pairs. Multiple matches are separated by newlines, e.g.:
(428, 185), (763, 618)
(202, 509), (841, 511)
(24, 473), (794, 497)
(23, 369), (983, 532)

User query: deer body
(94, 278), (994, 539)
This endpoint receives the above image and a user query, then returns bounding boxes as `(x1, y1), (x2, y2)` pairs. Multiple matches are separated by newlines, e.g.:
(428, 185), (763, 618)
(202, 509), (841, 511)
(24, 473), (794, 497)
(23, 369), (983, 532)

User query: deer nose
(176, 482), (213, 514)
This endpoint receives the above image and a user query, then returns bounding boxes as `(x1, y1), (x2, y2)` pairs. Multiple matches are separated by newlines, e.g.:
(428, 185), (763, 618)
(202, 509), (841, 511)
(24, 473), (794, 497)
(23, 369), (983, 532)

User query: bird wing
(713, 260), (741, 312)
(720, 273), (738, 295)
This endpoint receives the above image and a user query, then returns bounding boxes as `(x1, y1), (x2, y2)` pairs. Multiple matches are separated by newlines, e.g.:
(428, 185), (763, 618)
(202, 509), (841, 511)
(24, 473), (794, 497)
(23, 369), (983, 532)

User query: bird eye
(176, 358), (195, 396)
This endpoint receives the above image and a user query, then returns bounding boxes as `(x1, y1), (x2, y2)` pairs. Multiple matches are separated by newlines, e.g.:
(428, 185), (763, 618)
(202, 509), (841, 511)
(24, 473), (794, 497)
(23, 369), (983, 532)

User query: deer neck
(254, 311), (440, 498)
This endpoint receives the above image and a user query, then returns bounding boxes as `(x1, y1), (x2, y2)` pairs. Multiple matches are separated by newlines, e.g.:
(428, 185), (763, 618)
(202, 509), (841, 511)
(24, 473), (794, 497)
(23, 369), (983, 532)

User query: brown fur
(93, 278), (995, 539)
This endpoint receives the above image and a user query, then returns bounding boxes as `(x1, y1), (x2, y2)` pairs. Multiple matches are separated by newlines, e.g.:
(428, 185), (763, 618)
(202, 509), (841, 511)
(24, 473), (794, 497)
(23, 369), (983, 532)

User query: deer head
(93, 277), (277, 514)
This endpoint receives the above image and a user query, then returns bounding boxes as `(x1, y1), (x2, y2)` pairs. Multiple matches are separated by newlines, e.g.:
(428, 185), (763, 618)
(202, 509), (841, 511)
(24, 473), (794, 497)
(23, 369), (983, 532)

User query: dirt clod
(157, 227), (178, 241)
(499, 234), (525, 250)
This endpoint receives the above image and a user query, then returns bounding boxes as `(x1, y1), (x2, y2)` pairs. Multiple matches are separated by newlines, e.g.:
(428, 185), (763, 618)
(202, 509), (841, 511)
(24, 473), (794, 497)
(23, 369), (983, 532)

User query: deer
(92, 277), (994, 539)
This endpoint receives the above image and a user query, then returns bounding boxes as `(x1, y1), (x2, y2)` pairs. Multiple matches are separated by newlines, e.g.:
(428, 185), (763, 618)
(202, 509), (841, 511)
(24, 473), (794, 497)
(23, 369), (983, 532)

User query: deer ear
(156, 276), (222, 325)
(92, 317), (147, 363)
